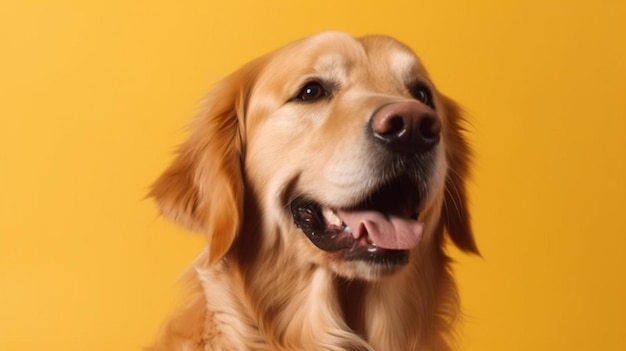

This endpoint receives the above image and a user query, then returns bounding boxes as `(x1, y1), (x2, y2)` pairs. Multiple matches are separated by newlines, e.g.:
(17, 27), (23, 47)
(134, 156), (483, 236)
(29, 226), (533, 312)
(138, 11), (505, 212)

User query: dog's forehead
(358, 35), (423, 78)
(273, 32), (425, 86)
(304, 33), (423, 80)
(311, 52), (350, 82)
(251, 32), (426, 101)
(383, 46), (421, 79)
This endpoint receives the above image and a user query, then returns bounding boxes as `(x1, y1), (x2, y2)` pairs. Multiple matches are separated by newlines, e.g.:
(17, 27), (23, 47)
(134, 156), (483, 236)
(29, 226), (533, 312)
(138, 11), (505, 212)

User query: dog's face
(151, 32), (477, 281)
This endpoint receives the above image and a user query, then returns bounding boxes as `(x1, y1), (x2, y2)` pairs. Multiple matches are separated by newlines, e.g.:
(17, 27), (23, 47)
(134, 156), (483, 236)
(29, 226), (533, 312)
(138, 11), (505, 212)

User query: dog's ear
(150, 63), (261, 265)
(440, 95), (479, 254)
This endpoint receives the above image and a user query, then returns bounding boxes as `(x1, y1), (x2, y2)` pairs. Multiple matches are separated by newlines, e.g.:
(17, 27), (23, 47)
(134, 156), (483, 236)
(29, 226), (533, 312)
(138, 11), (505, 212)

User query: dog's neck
(189, 197), (456, 350)
(195, 227), (456, 351)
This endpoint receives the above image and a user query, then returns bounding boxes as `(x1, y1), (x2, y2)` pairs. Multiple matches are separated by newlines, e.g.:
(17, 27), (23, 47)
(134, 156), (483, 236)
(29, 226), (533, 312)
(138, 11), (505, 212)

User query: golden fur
(149, 32), (478, 351)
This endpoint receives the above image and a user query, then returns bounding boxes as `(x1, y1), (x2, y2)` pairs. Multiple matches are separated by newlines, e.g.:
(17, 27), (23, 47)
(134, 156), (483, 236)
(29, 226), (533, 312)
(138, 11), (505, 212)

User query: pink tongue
(336, 210), (423, 250)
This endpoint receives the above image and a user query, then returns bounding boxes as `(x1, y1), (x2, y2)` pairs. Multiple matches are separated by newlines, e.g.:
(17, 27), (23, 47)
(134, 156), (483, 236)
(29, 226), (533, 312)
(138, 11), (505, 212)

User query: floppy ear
(440, 95), (479, 254)
(150, 65), (259, 265)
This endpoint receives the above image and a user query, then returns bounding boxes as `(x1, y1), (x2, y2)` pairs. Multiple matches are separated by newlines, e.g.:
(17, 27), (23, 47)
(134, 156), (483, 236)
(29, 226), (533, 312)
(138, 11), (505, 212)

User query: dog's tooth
(322, 208), (342, 226)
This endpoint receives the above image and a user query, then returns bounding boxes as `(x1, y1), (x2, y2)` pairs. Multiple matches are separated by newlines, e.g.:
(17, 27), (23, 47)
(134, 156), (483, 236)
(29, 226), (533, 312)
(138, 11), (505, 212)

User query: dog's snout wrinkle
(370, 101), (441, 154)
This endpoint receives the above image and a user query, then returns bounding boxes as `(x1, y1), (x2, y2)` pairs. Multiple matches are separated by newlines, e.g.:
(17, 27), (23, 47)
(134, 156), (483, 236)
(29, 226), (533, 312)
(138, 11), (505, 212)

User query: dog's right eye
(295, 82), (328, 102)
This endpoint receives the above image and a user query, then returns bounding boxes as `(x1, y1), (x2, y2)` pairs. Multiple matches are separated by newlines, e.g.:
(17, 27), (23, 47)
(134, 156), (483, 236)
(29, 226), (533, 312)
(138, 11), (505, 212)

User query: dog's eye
(410, 85), (434, 108)
(296, 82), (327, 102)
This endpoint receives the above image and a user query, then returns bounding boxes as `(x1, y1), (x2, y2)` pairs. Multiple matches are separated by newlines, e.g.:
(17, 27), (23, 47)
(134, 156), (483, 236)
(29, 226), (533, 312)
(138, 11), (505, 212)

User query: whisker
(444, 173), (463, 220)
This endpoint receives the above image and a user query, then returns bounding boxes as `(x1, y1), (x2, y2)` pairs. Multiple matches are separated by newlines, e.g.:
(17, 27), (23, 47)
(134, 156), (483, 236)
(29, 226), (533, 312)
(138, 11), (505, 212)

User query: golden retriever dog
(149, 31), (478, 351)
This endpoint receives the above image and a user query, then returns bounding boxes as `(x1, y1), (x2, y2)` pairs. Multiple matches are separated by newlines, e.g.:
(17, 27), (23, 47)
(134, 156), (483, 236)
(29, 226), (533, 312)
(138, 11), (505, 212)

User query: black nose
(370, 101), (441, 154)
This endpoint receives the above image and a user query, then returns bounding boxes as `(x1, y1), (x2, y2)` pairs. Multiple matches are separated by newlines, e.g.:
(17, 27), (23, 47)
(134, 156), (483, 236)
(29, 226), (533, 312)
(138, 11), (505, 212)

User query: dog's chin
(327, 253), (409, 281)
(289, 175), (425, 280)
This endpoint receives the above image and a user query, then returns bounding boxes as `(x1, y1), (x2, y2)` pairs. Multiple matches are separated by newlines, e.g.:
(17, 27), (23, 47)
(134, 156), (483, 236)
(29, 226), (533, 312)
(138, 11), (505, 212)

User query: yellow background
(1, 0), (625, 350)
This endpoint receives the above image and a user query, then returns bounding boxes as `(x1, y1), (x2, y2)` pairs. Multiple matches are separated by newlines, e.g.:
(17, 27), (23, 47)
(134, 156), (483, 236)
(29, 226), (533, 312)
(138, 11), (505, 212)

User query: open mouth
(289, 175), (424, 265)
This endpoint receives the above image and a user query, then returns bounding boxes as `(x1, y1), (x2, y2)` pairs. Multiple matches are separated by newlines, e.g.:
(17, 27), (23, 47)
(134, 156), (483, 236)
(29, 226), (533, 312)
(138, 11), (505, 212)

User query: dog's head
(151, 32), (477, 281)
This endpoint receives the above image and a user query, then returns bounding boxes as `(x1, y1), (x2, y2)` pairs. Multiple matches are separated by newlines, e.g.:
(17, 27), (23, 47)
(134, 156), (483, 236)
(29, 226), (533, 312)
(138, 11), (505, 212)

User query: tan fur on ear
(440, 95), (479, 254)
(150, 64), (261, 264)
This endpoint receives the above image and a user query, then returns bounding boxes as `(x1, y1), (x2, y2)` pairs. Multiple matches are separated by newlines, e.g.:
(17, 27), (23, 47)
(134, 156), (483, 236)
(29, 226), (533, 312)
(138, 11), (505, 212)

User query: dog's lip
(289, 199), (356, 251)
(289, 175), (424, 254)
(290, 200), (420, 267)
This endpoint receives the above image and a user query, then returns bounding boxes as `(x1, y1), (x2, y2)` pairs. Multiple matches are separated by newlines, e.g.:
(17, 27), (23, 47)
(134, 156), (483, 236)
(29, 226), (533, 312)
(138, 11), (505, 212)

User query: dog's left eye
(410, 85), (434, 108)
(295, 82), (328, 102)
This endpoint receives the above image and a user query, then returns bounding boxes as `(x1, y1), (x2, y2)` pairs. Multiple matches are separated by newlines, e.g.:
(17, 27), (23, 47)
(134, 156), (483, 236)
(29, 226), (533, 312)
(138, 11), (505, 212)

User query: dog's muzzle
(290, 101), (441, 266)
